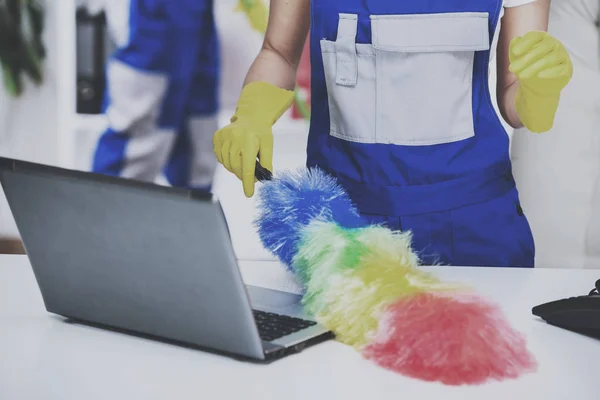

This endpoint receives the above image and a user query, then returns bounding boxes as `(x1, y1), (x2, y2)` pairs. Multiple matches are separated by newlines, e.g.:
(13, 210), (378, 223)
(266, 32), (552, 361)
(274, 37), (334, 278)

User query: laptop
(0, 157), (332, 362)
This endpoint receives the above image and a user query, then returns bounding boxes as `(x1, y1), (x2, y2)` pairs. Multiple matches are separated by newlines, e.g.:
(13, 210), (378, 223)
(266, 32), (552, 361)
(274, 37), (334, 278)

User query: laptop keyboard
(252, 310), (317, 342)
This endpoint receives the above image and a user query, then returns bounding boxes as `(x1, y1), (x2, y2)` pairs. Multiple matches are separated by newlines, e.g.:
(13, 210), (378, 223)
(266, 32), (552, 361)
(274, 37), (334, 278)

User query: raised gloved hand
(213, 81), (294, 198)
(509, 31), (573, 133)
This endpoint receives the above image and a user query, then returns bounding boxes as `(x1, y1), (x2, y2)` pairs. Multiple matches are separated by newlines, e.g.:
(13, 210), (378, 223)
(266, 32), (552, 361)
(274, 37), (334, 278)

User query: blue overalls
(307, 0), (536, 267)
(92, 0), (219, 191)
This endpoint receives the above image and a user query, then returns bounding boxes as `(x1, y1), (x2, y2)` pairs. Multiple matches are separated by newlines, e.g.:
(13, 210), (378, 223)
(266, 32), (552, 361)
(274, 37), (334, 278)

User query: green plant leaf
(2, 62), (21, 96)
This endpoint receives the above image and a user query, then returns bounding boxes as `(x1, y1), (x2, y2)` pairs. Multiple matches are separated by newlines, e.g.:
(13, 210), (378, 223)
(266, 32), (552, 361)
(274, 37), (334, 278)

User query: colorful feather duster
(254, 167), (537, 386)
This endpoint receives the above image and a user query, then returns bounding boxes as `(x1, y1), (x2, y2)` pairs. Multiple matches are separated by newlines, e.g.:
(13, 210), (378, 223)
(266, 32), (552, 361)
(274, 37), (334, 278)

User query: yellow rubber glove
(234, 0), (269, 34)
(509, 31), (573, 133)
(213, 82), (294, 197)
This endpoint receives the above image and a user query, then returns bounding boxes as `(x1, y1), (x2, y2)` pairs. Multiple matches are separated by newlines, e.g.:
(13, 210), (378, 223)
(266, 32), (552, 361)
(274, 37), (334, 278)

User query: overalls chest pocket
(320, 12), (490, 146)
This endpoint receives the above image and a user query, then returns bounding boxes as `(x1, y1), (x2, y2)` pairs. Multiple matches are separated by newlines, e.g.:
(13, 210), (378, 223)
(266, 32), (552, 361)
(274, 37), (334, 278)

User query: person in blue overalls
(92, 0), (220, 191)
(213, 0), (574, 267)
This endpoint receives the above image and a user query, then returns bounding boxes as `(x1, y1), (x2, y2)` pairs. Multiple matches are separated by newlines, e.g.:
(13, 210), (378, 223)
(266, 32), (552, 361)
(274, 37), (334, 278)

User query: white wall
(0, 0), (59, 237)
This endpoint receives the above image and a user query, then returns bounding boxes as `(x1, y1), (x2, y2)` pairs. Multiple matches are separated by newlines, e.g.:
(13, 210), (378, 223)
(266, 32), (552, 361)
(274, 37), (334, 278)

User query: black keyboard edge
(252, 309), (317, 342)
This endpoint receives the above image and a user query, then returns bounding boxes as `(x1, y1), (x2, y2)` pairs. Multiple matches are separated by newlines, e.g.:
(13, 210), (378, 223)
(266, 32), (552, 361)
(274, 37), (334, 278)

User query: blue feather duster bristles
(252, 166), (537, 386)
(253, 167), (367, 269)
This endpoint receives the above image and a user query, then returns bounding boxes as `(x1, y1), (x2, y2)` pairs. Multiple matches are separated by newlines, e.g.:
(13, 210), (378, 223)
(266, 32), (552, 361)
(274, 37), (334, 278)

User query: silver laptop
(0, 157), (332, 362)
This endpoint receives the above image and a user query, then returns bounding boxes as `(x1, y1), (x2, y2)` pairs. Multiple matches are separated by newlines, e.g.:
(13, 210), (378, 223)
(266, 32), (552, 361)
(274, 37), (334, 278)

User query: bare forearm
(498, 80), (522, 129)
(242, 0), (310, 91)
(243, 46), (300, 91)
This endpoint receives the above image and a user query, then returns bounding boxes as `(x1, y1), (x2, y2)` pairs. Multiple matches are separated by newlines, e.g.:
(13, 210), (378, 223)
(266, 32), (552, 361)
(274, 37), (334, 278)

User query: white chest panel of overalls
(320, 12), (490, 146)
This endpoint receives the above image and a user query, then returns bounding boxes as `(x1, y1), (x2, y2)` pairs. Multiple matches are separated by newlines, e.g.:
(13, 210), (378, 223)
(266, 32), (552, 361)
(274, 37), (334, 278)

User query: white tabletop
(1, 254), (600, 400)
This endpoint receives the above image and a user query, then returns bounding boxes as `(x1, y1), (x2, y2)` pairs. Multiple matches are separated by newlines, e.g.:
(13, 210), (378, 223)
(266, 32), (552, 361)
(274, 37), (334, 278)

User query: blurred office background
(0, 0), (598, 269)
(0, 0), (307, 257)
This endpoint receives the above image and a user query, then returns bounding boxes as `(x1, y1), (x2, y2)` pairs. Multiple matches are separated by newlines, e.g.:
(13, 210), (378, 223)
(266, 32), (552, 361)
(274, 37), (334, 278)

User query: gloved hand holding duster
(212, 82), (294, 198)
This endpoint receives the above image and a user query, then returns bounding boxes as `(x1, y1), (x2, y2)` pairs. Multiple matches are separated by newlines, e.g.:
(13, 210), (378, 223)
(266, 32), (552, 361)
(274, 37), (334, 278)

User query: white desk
(1, 255), (599, 400)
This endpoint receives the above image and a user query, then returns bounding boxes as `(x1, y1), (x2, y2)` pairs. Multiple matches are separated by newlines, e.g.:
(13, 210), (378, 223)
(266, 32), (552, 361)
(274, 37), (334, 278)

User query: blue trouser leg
(92, 0), (218, 189)
(163, 113), (219, 192)
(92, 0), (172, 180)
(361, 187), (536, 267)
(163, 11), (219, 191)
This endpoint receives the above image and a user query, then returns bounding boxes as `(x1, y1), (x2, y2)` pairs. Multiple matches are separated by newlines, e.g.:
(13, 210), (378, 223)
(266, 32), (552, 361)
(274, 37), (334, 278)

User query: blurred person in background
(90, 0), (221, 191)
(511, 0), (600, 269)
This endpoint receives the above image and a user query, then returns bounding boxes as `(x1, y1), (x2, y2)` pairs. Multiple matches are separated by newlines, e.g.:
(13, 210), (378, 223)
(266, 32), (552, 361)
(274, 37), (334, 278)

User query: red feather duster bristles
(363, 292), (538, 385)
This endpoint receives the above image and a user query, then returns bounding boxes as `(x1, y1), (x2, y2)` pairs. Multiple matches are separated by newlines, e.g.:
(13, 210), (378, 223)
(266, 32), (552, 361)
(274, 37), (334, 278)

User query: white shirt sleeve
(503, 0), (538, 7)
